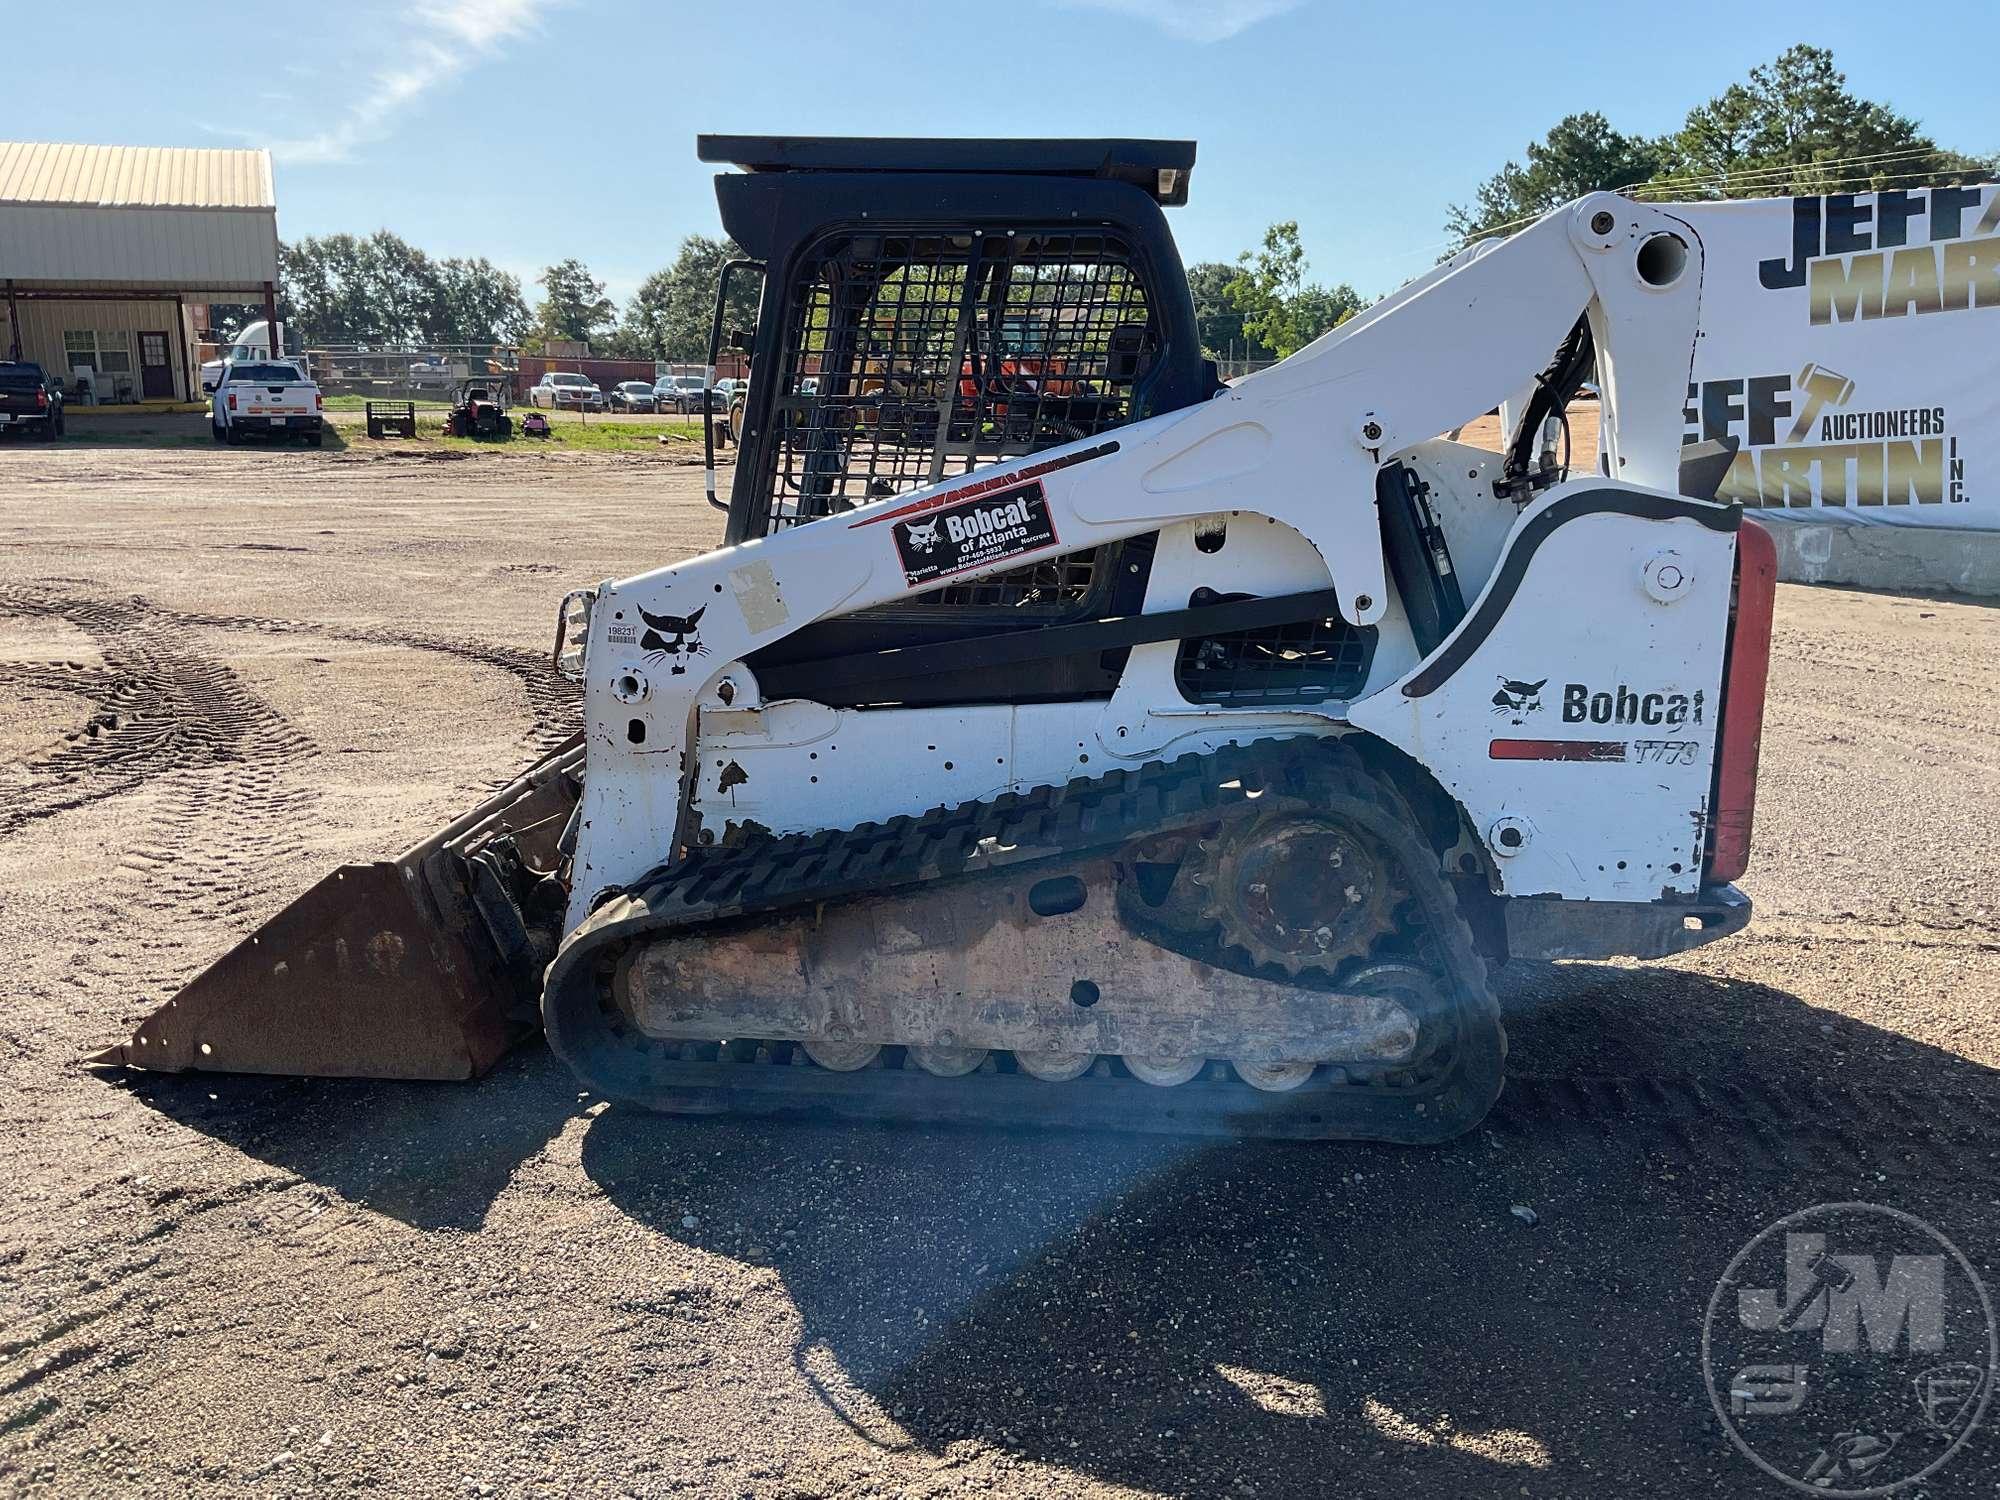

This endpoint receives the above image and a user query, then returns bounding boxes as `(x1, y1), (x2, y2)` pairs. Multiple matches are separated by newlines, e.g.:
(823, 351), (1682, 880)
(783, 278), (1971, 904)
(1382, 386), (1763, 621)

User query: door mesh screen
(761, 229), (1153, 610)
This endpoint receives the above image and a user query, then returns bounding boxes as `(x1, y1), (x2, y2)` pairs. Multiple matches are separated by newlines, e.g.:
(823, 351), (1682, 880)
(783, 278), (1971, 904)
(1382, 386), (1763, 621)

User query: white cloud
(1055, 0), (1302, 42)
(258, 0), (555, 165)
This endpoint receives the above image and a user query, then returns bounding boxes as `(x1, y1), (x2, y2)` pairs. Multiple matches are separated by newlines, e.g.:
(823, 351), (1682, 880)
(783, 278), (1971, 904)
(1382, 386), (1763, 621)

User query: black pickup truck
(0, 362), (64, 440)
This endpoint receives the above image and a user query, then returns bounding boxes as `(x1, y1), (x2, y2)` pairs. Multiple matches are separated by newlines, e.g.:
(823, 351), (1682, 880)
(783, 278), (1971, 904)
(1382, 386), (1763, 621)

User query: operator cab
(695, 137), (1370, 709)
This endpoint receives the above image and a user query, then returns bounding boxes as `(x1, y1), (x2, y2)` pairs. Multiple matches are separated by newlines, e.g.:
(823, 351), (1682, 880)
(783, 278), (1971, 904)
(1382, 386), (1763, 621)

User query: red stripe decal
(847, 441), (1120, 528)
(1489, 738), (1628, 762)
(1707, 517), (1776, 882)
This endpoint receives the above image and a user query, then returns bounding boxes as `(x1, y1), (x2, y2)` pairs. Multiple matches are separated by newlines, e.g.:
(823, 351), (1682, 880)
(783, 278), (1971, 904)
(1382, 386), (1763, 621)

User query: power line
(1621, 143), (1961, 197)
(1632, 160), (1999, 206)
(1417, 148), (1997, 265)
(1626, 156), (1994, 202)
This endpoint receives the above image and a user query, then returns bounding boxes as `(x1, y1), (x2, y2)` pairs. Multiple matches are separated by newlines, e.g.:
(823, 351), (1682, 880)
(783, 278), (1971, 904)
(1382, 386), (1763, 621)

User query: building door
(139, 332), (174, 400)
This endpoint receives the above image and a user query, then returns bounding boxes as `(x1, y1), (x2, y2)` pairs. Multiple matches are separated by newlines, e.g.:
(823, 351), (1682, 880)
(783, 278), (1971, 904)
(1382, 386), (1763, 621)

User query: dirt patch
(0, 684), (98, 766)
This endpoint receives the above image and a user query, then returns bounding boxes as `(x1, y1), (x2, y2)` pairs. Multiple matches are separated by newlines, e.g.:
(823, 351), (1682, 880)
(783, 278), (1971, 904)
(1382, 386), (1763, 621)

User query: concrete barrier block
(1756, 515), (2000, 598)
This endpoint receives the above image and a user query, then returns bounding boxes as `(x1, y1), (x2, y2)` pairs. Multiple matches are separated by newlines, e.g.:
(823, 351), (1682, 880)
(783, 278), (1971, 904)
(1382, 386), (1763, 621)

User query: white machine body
(562, 195), (1729, 931)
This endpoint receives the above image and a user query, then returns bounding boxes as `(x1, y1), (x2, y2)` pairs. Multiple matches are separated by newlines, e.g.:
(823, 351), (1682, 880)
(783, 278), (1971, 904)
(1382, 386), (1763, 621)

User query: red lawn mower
(443, 380), (514, 439)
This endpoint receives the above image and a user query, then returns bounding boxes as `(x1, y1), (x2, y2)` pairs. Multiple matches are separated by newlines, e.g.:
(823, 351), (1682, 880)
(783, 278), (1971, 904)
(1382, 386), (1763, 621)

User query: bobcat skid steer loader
(98, 138), (1775, 1144)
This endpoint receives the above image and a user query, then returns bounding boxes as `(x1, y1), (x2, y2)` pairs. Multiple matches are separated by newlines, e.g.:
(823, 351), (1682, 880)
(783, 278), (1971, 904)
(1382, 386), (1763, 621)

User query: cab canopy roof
(696, 136), (1196, 205)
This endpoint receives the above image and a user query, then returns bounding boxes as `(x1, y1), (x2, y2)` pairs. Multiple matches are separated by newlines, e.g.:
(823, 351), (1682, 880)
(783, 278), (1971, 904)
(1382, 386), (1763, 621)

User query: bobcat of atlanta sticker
(893, 480), (1060, 588)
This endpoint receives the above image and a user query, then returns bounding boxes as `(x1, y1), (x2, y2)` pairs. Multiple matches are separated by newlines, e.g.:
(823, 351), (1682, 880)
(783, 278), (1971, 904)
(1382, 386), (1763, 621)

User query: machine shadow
(580, 961), (2000, 1496)
(112, 1044), (576, 1232)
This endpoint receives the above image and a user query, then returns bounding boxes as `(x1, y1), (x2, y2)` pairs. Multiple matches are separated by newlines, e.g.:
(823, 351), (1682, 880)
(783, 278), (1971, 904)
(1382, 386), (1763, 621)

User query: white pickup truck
(211, 360), (325, 447)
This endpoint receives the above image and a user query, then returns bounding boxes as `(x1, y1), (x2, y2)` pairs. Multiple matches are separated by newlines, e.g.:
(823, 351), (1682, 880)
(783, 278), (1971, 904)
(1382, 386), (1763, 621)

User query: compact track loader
(99, 138), (1775, 1143)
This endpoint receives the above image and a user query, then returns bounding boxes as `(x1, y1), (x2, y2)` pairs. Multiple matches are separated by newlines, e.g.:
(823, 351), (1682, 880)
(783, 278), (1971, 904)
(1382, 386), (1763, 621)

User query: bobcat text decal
(1562, 681), (1704, 728)
(892, 480), (1060, 589)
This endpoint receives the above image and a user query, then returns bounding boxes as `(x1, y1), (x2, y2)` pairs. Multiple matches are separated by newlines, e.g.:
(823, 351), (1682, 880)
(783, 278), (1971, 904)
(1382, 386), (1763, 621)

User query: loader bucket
(91, 738), (584, 1082)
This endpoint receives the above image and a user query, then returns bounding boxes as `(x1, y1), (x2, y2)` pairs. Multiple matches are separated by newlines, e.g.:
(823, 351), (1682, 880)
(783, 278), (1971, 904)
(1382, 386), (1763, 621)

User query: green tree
(206, 302), (266, 342)
(279, 233), (379, 342)
(1186, 260), (1267, 360)
(1655, 44), (1991, 197)
(621, 236), (759, 362)
(534, 258), (616, 347)
(429, 257), (532, 345)
(277, 234), (530, 345)
(1447, 112), (1665, 241)
(1447, 49), (1994, 247)
(1225, 223), (1362, 360)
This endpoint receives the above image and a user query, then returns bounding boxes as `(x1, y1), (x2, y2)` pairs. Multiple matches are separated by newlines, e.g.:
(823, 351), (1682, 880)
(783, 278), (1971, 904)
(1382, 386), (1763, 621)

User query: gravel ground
(0, 444), (1996, 1498)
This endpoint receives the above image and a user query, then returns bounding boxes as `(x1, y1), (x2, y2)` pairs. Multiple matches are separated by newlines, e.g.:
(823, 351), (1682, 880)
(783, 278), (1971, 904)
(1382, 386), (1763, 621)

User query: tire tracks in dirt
(157, 605), (580, 760)
(0, 583), (575, 1468)
(0, 587), (333, 1459)
(0, 589), (313, 841)
(1489, 1071), (2000, 1187)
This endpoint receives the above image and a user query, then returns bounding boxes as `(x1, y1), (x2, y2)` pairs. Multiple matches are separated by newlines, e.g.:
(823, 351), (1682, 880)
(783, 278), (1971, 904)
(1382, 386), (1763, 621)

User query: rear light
(35, 389), (48, 409)
(228, 393), (237, 410)
(315, 392), (324, 410)
(1706, 518), (1776, 883)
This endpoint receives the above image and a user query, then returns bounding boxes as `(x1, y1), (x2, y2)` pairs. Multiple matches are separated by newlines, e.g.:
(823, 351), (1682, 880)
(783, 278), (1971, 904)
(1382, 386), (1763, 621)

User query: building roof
(0, 142), (274, 211)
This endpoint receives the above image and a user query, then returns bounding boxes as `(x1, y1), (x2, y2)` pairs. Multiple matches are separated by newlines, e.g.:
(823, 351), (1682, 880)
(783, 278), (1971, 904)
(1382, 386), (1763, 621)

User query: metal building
(0, 142), (278, 404)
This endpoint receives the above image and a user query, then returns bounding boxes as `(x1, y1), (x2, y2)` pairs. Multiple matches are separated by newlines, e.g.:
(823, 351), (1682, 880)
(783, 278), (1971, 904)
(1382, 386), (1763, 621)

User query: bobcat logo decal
(902, 518), (942, 554)
(637, 604), (709, 676)
(1491, 676), (1546, 724)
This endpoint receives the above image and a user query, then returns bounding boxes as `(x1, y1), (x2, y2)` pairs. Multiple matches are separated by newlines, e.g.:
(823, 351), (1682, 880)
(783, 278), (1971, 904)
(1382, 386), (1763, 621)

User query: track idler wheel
(908, 1044), (989, 1077)
(1122, 1053), (1205, 1087)
(1014, 1049), (1095, 1082)
(803, 1038), (880, 1072)
(1232, 1059), (1315, 1092)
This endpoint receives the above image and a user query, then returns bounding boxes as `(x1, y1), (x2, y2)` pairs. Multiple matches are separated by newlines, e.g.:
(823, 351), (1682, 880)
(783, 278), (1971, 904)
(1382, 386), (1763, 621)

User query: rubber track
(542, 741), (1508, 1144)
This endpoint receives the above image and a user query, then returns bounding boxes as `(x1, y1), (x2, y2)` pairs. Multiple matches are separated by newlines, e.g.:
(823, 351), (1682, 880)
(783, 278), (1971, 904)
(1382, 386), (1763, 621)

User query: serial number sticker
(1632, 740), (1700, 765)
(606, 623), (638, 644)
(893, 479), (1060, 589)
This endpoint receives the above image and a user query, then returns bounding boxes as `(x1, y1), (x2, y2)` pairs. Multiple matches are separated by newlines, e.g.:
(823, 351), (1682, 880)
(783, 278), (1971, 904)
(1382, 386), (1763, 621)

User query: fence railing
(1211, 356), (1280, 382)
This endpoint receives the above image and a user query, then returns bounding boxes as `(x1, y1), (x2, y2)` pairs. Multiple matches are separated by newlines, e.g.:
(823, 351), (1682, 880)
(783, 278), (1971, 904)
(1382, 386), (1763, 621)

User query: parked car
(211, 360), (324, 447)
(653, 374), (723, 414)
(0, 361), (64, 440)
(610, 381), (658, 413)
(530, 372), (606, 411)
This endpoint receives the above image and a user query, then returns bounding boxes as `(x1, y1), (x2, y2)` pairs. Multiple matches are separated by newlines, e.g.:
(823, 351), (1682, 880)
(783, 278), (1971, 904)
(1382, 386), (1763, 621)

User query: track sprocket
(1194, 809), (1404, 978)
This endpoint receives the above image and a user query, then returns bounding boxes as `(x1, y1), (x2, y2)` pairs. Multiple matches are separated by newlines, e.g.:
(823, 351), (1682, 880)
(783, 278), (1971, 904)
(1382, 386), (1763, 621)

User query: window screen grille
(762, 229), (1156, 610)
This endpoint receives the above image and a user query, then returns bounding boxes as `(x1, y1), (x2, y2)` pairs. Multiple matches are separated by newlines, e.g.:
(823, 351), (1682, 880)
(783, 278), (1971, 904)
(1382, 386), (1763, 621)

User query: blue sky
(14, 1), (1996, 308)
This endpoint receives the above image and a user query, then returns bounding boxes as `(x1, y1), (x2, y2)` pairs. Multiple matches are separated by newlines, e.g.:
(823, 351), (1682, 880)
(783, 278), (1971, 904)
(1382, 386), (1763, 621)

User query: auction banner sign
(1667, 183), (1999, 527)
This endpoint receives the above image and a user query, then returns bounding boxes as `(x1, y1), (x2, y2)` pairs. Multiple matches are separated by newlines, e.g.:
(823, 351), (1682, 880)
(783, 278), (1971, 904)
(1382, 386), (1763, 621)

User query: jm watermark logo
(1703, 1203), (1995, 1496)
